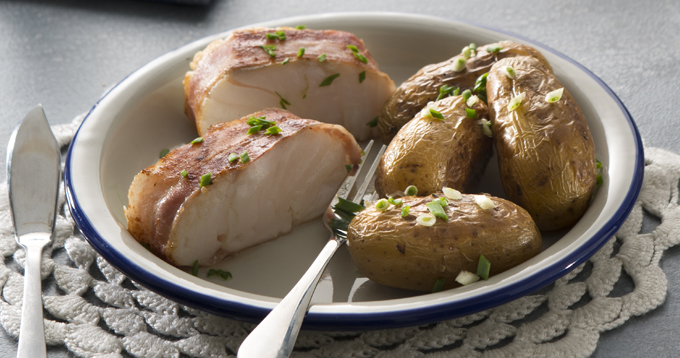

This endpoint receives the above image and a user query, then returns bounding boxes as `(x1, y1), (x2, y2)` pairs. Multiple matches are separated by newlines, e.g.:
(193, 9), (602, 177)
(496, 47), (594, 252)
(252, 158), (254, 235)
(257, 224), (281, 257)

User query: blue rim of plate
(64, 12), (644, 331)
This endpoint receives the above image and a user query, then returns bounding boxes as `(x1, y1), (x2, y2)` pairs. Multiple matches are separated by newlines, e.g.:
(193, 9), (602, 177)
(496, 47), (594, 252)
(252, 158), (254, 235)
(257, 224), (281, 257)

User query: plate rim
(64, 11), (644, 330)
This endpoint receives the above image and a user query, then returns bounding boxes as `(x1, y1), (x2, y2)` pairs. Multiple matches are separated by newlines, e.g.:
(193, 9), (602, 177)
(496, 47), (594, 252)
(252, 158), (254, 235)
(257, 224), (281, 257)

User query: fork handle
(17, 235), (49, 358)
(238, 237), (341, 358)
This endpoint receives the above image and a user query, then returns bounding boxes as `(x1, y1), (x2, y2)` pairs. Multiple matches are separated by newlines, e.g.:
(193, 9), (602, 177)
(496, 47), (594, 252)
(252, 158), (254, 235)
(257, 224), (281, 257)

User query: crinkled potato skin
(487, 56), (597, 231)
(347, 194), (542, 292)
(378, 41), (552, 141)
(375, 95), (492, 197)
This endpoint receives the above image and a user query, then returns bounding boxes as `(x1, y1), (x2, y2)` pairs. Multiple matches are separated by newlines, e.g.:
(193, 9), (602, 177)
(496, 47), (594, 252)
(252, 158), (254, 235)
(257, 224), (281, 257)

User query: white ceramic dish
(65, 12), (643, 330)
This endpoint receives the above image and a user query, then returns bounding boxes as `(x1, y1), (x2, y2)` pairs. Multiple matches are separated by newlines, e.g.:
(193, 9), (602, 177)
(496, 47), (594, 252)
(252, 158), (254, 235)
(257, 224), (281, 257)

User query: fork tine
(352, 144), (386, 204)
(337, 140), (374, 200)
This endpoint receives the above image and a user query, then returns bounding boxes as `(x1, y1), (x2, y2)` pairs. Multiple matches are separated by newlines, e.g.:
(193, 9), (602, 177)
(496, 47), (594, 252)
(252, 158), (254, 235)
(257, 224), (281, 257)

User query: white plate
(65, 12), (643, 330)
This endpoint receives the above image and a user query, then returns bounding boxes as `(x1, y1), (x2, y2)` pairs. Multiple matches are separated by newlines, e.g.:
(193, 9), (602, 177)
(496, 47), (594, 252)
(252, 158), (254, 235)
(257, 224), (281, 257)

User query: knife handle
(17, 234), (49, 358)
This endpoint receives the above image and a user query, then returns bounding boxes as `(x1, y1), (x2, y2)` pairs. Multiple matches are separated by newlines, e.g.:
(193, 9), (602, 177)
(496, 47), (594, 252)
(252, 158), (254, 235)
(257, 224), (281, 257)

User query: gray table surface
(1, 0), (679, 357)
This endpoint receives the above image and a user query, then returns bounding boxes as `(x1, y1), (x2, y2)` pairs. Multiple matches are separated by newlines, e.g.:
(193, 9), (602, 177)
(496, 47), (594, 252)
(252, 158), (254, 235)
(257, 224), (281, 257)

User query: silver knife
(6, 105), (60, 358)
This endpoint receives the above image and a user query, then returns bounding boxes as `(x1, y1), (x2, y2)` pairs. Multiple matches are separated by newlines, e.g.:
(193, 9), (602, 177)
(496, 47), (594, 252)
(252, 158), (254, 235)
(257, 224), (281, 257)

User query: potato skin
(378, 41), (552, 141)
(487, 56), (597, 231)
(347, 194), (541, 292)
(375, 95), (492, 197)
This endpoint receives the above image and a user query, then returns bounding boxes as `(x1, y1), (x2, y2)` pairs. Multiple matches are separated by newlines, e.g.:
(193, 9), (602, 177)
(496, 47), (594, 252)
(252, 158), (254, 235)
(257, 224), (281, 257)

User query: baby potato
(378, 41), (552, 141)
(374, 95), (492, 198)
(347, 193), (541, 292)
(487, 56), (597, 231)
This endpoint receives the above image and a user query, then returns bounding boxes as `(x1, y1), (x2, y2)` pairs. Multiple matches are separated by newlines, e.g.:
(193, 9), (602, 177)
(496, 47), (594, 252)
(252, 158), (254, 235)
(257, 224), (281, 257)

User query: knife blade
(6, 104), (60, 358)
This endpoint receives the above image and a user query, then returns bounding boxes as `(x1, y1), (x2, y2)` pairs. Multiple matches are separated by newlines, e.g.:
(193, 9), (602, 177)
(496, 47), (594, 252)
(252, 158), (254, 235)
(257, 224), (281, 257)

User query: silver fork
(238, 141), (386, 358)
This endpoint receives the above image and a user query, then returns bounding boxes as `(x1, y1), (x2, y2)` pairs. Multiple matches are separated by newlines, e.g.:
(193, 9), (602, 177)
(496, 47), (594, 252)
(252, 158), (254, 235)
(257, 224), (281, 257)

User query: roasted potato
(375, 95), (492, 198)
(378, 41), (552, 141)
(347, 193), (542, 292)
(487, 56), (597, 231)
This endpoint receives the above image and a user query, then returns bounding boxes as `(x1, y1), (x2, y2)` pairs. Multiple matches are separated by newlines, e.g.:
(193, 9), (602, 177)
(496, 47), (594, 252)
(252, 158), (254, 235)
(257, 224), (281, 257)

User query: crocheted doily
(0, 119), (677, 358)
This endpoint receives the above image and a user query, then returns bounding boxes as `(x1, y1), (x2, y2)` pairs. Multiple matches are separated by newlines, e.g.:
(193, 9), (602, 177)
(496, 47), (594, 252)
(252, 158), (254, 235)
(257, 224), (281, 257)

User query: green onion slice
(401, 205), (410, 217)
(502, 66), (516, 79)
(200, 173), (212, 187)
(507, 92), (526, 111)
(432, 278), (446, 293)
(451, 57), (466, 72)
(596, 159), (603, 169)
(265, 33), (278, 40)
(228, 153), (239, 163)
(473, 73), (488, 94)
(426, 201), (448, 221)
(318, 53), (327, 62)
(207, 269), (232, 280)
(466, 95), (479, 107)
(275, 30), (286, 40)
(545, 87), (564, 103)
(366, 116), (378, 127)
(462, 46), (471, 59)
(345, 164), (352, 173)
(404, 185), (418, 196)
(477, 119), (493, 137)
(388, 197), (403, 206)
(453, 88), (460, 96)
(469, 43), (477, 51)
(191, 137), (204, 144)
(429, 108), (445, 120)
(416, 213), (436, 227)
(247, 125), (263, 135)
(191, 260), (199, 276)
(159, 148), (169, 158)
(240, 151), (250, 163)
(375, 199), (390, 211)
(465, 108), (477, 119)
(462, 89), (472, 102)
(437, 84), (455, 101)
(335, 197), (365, 213)
(180, 169), (188, 178)
(281, 57), (290, 65)
(319, 73), (340, 87)
(297, 47), (305, 57)
(347, 44), (359, 52)
(439, 197), (449, 206)
(487, 45), (502, 53)
(473, 195), (496, 210)
(597, 174), (603, 186)
(477, 255), (491, 280)
(443, 187), (462, 200)
(455, 270), (480, 285)
(295, 25), (306, 30)
(359, 70), (366, 84)
(353, 52), (368, 63)
(265, 125), (282, 135)
(259, 44), (277, 57)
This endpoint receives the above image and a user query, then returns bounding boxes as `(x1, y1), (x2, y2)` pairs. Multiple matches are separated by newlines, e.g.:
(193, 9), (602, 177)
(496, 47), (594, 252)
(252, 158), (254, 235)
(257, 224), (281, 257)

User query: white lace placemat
(0, 118), (677, 358)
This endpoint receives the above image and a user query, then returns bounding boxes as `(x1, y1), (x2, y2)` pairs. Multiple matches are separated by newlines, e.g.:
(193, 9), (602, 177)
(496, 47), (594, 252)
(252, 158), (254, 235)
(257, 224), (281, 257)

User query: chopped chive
(335, 197), (365, 213)
(477, 255), (491, 280)
(191, 137), (204, 144)
(295, 25), (306, 30)
(388, 197), (403, 206)
(426, 201), (448, 221)
(366, 116), (378, 127)
(319, 73), (340, 87)
(318, 53), (327, 62)
(346, 164), (352, 173)
(375, 199), (390, 211)
(451, 58), (466, 72)
(487, 45), (502, 53)
(160, 148), (170, 158)
(281, 57), (290, 65)
(432, 278), (446, 293)
(353, 52), (368, 63)
(275, 91), (290, 109)
(140, 241), (152, 252)
(465, 108), (477, 119)
(247, 125), (263, 135)
(259, 44), (277, 57)
(401, 205), (410, 217)
(429, 108), (445, 120)
(207, 269), (233, 280)
(228, 153), (239, 163)
(347, 45), (359, 52)
(191, 260), (199, 276)
(359, 70), (366, 83)
(266, 33), (278, 40)
(297, 47), (305, 58)
(180, 169), (188, 178)
(597, 174), (603, 185)
(404, 185), (418, 196)
(200, 173), (212, 187)
(265, 125), (282, 135)
(241, 151), (250, 163)
(462, 89), (472, 102)
(275, 30), (286, 40)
